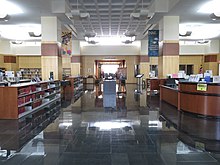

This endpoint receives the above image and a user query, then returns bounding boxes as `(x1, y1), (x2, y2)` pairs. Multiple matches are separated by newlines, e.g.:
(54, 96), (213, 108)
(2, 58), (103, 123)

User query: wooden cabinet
(0, 80), (61, 119)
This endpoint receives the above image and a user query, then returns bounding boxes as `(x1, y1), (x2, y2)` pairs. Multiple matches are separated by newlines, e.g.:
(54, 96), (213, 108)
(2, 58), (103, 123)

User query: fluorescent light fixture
(0, 24), (41, 40)
(198, 0), (220, 14)
(81, 36), (140, 46)
(0, 0), (23, 16)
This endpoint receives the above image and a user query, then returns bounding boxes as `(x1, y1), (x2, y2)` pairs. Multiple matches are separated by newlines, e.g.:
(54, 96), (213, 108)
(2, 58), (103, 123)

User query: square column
(41, 16), (62, 80)
(158, 16), (179, 78)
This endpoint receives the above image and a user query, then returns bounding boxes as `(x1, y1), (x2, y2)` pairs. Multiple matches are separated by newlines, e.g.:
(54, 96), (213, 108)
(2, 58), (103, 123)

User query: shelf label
(197, 84), (207, 91)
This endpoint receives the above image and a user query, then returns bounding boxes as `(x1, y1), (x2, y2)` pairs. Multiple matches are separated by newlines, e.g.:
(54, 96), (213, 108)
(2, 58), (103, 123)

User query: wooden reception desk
(160, 82), (220, 117)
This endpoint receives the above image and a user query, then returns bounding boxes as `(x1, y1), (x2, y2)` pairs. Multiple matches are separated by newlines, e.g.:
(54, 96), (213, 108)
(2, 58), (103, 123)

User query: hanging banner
(148, 30), (159, 57)
(61, 31), (72, 56)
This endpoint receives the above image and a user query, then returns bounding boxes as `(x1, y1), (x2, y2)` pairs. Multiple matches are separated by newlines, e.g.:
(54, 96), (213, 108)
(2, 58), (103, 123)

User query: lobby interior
(0, 0), (220, 164)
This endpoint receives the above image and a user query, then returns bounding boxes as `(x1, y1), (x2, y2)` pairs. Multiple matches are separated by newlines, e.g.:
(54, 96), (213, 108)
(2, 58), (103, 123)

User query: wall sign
(197, 84), (207, 91)
(148, 30), (159, 57)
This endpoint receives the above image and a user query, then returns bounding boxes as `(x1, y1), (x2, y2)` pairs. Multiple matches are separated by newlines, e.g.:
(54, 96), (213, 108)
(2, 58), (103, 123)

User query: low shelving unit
(66, 76), (83, 102)
(0, 80), (61, 119)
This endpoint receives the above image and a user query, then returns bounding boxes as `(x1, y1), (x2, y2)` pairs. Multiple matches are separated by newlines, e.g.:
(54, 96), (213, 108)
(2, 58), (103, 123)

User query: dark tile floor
(0, 84), (220, 165)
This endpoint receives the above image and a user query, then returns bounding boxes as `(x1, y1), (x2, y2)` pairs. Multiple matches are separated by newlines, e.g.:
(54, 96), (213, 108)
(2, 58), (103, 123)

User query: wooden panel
(162, 43), (179, 56)
(160, 86), (178, 107)
(140, 63), (149, 79)
(204, 62), (218, 76)
(205, 55), (217, 62)
(62, 56), (71, 68)
(0, 55), (4, 67)
(179, 82), (220, 116)
(0, 87), (18, 119)
(18, 56), (41, 68)
(159, 56), (179, 78)
(4, 56), (16, 63)
(41, 56), (61, 80)
(180, 93), (220, 116)
(71, 63), (80, 76)
(149, 57), (158, 65)
(179, 55), (203, 74)
(179, 83), (220, 94)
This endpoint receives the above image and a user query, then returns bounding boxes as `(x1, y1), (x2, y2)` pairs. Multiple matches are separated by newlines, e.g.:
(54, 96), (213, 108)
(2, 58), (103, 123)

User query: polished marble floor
(0, 84), (220, 165)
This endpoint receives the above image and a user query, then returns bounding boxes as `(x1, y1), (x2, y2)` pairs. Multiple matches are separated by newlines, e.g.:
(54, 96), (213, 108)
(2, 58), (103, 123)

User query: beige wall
(62, 56), (71, 68)
(140, 63), (150, 79)
(0, 55), (4, 68)
(179, 55), (203, 74)
(158, 56), (179, 78)
(149, 57), (159, 65)
(18, 56), (41, 68)
(204, 62), (218, 75)
(81, 55), (139, 83)
(41, 56), (62, 80)
(71, 63), (80, 76)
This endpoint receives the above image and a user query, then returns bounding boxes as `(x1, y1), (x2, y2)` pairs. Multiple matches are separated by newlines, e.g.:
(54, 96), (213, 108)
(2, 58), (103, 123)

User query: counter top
(179, 81), (220, 86)
(0, 80), (60, 88)
(160, 85), (179, 91)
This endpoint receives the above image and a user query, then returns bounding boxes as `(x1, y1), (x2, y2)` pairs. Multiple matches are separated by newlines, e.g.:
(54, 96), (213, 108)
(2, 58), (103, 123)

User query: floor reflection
(0, 84), (220, 164)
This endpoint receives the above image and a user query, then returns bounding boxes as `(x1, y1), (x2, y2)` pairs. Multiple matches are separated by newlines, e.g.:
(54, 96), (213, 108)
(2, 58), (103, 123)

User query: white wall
(72, 40), (80, 55)
(140, 40), (148, 55)
(80, 43), (141, 55)
(180, 40), (220, 55)
(205, 40), (220, 54)
(0, 40), (12, 54)
(41, 16), (61, 42)
(11, 45), (41, 55)
(180, 45), (206, 55)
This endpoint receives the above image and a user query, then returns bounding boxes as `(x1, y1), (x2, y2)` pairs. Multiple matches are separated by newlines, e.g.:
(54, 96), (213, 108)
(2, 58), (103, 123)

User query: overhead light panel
(28, 32), (41, 37)
(210, 13), (220, 20)
(0, 14), (10, 22)
(122, 40), (133, 44)
(66, 10), (90, 20)
(197, 40), (210, 44)
(11, 41), (23, 44)
(179, 31), (192, 37)
(130, 9), (151, 20)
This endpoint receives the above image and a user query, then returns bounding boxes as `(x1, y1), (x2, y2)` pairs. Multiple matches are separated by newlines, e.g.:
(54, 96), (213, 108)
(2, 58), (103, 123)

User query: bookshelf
(0, 80), (61, 119)
(66, 76), (83, 102)
(20, 68), (42, 79)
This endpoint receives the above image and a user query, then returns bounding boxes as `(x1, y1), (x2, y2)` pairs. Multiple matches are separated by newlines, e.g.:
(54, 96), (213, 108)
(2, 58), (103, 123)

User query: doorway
(101, 64), (119, 79)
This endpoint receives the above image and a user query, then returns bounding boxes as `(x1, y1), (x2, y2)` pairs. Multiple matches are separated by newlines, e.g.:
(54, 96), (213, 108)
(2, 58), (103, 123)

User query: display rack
(66, 76), (83, 102)
(20, 68), (42, 79)
(0, 80), (61, 119)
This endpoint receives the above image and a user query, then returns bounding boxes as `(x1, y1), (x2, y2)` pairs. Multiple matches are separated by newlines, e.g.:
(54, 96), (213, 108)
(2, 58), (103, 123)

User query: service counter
(146, 78), (166, 91)
(160, 85), (179, 108)
(179, 82), (220, 117)
(160, 82), (220, 117)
